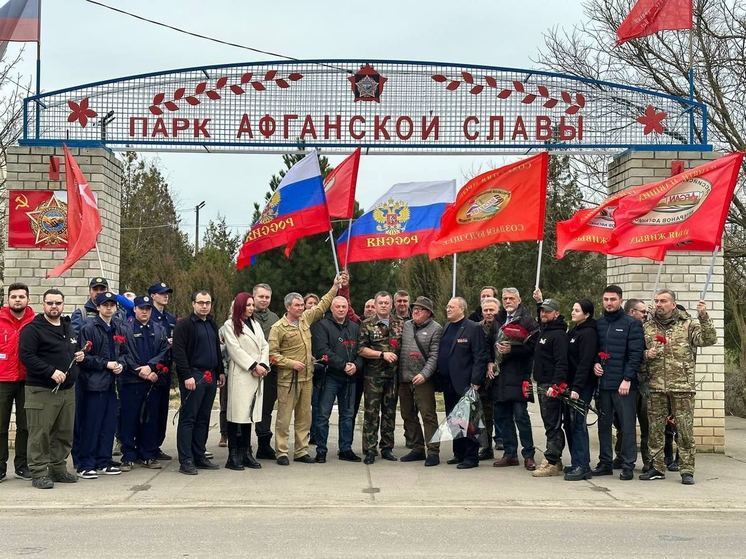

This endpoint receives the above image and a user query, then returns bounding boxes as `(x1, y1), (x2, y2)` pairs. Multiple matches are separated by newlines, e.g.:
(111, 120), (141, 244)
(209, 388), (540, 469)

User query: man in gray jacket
(398, 297), (443, 466)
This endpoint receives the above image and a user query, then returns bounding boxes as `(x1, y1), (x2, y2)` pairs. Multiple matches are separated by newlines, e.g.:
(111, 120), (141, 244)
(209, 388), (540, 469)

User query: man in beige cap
(398, 296), (443, 466)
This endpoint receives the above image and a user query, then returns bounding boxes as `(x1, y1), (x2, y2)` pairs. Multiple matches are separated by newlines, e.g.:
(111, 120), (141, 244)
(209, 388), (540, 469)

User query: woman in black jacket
(563, 299), (598, 481)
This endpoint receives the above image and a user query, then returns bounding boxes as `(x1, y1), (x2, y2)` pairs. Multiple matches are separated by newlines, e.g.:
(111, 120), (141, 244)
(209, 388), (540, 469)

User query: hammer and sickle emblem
(14, 194), (29, 210)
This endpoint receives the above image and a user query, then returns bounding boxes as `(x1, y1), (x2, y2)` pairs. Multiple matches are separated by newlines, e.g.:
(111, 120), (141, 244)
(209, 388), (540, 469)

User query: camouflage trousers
(648, 391), (695, 475)
(362, 375), (398, 454)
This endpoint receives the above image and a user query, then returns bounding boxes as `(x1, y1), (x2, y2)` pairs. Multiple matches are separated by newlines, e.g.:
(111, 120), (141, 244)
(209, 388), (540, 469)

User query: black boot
(241, 430), (261, 469)
(225, 424), (244, 471)
(255, 436), (276, 460)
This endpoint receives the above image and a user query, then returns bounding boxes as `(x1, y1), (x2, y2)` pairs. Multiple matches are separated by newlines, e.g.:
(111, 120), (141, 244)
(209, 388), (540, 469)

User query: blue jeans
(494, 400), (535, 459)
(313, 375), (356, 454)
(310, 381), (321, 442)
(563, 384), (594, 469)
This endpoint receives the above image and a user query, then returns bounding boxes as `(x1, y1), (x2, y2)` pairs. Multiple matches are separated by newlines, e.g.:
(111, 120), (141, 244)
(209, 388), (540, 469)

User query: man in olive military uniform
(358, 291), (403, 465)
(639, 289), (716, 485)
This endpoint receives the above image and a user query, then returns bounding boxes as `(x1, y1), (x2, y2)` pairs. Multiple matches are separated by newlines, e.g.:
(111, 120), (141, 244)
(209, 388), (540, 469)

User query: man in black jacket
(489, 288), (538, 471)
(531, 298), (569, 478)
(119, 296), (170, 470)
(437, 297), (487, 469)
(310, 296), (364, 463)
(172, 290), (226, 475)
(19, 289), (84, 489)
(593, 285), (644, 481)
(76, 291), (127, 479)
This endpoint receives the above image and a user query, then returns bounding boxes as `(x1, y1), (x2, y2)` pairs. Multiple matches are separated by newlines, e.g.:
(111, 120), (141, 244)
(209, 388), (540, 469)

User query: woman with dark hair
(219, 293), (270, 470)
(563, 298), (598, 481)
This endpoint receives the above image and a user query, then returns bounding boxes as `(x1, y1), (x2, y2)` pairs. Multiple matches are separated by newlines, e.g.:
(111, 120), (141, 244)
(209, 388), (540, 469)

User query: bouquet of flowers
(548, 382), (599, 417)
(429, 387), (484, 443)
(494, 322), (532, 369)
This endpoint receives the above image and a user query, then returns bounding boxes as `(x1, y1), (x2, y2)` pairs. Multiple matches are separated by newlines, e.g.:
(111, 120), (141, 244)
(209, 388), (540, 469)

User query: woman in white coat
(220, 292), (269, 470)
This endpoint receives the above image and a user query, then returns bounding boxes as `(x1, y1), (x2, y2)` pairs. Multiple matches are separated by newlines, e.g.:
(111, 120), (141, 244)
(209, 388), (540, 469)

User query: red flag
(616, 0), (692, 45)
(47, 147), (102, 278)
(555, 189), (666, 260)
(48, 155), (60, 181)
(609, 152), (744, 255)
(325, 148), (360, 219)
(428, 152), (548, 259)
(282, 148), (360, 259)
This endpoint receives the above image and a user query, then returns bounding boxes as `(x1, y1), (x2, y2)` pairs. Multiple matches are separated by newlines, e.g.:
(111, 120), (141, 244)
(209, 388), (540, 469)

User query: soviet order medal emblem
(348, 64), (387, 103)
(26, 194), (68, 245)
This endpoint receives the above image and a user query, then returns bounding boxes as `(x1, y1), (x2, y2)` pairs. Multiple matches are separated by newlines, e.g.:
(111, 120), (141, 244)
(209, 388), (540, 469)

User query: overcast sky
(10, 0), (588, 241)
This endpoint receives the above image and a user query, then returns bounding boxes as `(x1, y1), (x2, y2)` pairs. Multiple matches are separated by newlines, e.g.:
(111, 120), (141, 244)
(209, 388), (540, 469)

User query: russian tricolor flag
(237, 151), (330, 269)
(337, 180), (456, 265)
(0, 0), (39, 43)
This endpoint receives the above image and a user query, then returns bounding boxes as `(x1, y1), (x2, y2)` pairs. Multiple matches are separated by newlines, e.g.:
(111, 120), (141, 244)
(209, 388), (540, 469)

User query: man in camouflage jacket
(640, 289), (716, 485)
(358, 291), (403, 464)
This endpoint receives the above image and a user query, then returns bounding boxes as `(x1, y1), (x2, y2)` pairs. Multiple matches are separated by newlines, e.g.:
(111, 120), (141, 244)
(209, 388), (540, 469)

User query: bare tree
(0, 48), (33, 281)
(536, 0), (746, 363)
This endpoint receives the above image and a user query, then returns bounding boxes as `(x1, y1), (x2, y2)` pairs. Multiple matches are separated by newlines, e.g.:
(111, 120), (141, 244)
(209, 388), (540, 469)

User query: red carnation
(203, 370), (213, 384)
(409, 351), (422, 359)
(655, 334), (667, 345)
(83, 340), (93, 352)
(156, 363), (169, 373)
(390, 338), (400, 350)
(598, 351), (611, 363)
(321, 354), (329, 363)
(113, 335), (125, 344)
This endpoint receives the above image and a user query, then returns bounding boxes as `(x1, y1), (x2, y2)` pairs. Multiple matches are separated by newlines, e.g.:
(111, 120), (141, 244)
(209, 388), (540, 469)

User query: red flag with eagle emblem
(428, 152), (548, 259)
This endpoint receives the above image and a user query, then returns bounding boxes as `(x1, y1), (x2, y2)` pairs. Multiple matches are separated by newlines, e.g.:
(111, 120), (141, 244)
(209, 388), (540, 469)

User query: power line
(82, 1), (349, 72)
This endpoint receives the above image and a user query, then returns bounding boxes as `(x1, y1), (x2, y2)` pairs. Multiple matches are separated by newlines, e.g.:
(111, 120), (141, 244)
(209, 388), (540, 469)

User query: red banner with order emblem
(8, 190), (68, 249)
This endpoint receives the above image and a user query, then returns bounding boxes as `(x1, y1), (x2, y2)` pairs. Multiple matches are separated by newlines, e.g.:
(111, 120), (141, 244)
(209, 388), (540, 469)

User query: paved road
(5, 507), (746, 557)
(3, 413), (746, 557)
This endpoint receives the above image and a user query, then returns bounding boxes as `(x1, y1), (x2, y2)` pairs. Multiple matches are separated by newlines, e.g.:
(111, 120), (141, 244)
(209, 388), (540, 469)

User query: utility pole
(194, 201), (206, 255)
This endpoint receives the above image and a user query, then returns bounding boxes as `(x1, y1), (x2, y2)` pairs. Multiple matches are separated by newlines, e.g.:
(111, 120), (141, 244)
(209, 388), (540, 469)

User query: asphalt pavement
(2, 407), (746, 557)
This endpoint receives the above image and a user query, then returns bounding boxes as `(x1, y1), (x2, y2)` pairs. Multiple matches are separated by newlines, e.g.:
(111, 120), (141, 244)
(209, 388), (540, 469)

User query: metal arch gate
(20, 59), (710, 155)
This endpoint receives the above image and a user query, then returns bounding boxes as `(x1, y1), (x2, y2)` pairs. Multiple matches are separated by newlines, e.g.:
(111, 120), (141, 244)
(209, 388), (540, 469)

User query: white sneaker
(96, 465), (122, 475)
(77, 469), (99, 479)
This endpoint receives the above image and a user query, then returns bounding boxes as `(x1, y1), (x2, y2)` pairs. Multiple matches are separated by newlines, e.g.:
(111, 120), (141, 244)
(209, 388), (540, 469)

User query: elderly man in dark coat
(437, 297), (488, 469)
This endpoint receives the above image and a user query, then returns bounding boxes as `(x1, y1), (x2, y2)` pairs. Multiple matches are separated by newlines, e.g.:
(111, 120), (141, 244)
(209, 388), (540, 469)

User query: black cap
(94, 291), (117, 306)
(148, 282), (173, 295)
(134, 295), (153, 308)
(89, 277), (108, 288)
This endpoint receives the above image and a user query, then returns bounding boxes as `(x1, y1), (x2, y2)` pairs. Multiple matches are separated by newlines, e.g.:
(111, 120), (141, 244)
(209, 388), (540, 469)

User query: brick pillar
(607, 150), (725, 453)
(1, 146), (122, 449)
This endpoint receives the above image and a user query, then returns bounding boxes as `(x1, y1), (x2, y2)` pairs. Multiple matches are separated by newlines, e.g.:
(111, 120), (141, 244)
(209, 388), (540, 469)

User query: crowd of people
(0, 271), (716, 489)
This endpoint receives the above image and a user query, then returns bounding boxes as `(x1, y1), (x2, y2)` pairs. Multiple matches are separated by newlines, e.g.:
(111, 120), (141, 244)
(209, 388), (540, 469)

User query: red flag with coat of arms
(608, 152), (744, 255)
(428, 152), (548, 259)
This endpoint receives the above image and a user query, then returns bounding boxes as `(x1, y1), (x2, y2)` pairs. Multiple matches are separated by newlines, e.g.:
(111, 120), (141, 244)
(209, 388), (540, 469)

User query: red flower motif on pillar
(67, 98), (98, 128)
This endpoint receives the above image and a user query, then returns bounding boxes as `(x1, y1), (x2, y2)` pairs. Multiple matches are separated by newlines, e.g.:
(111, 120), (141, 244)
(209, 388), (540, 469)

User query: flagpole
(687, 4), (695, 146)
(700, 246), (719, 300)
(534, 240), (544, 289)
(35, 0), (42, 139)
(328, 230), (340, 276)
(651, 258), (664, 302)
(342, 217), (353, 270)
(452, 253), (457, 298)
(94, 242), (105, 279)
